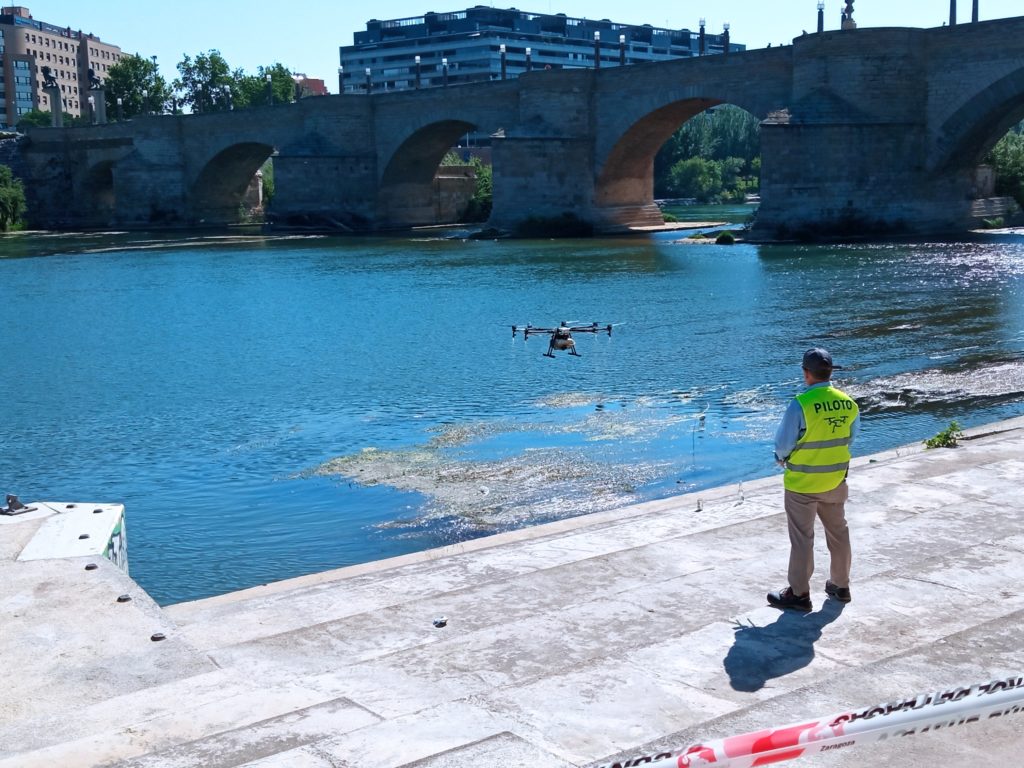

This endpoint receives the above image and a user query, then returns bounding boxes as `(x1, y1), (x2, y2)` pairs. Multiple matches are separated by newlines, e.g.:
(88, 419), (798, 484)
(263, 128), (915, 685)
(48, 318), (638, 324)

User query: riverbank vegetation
(0, 164), (26, 230)
(441, 152), (492, 222)
(654, 106), (761, 203)
(986, 121), (1024, 207)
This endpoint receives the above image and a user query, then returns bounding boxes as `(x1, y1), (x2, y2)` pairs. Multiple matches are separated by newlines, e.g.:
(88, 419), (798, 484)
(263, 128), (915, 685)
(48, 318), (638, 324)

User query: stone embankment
(2, 417), (1022, 767)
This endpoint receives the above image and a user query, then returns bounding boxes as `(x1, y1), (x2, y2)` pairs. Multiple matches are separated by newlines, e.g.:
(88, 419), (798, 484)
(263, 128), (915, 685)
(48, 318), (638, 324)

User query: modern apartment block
(339, 6), (742, 93)
(0, 5), (123, 128)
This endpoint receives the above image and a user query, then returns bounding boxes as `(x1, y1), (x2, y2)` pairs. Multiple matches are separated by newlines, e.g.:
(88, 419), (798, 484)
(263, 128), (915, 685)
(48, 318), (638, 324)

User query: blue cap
(803, 347), (843, 375)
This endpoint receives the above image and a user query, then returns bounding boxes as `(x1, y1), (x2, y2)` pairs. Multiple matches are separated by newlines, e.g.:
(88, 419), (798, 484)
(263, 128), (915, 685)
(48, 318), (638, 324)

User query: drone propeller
(512, 321), (618, 341)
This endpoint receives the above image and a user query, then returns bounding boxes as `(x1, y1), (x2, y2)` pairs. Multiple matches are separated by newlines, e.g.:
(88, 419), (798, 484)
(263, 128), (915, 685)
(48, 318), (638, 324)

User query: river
(2, 219), (1023, 605)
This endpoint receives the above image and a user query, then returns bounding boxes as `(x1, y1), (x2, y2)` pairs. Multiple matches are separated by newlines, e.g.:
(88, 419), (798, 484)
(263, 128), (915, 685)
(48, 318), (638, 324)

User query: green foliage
(715, 230), (736, 245)
(655, 106), (761, 202)
(234, 63), (295, 109)
(16, 108), (85, 128)
(174, 50), (235, 113)
(106, 54), (173, 118)
(985, 125), (1024, 208)
(667, 157), (723, 202)
(924, 421), (964, 449)
(463, 157), (492, 222)
(982, 216), (1005, 229)
(261, 158), (275, 203)
(0, 164), (26, 231)
(15, 109), (53, 128)
(440, 151), (463, 166)
(662, 211), (678, 223)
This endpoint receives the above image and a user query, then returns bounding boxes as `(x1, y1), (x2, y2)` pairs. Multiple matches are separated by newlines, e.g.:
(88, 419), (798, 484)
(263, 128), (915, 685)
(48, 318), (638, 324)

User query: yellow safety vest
(784, 385), (859, 494)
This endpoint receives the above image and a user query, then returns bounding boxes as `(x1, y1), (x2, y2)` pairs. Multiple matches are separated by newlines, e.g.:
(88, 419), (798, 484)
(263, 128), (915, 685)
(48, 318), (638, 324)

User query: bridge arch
(593, 96), (765, 229)
(933, 67), (1024, 173)
(191, 141), (275, 225)
(377, 119), (478, 227)
(595, 98), (724, 225)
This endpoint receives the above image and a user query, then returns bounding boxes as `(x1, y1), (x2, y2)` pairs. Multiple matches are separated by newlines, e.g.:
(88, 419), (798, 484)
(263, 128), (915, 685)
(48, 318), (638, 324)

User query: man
(769, 348), (860, 611)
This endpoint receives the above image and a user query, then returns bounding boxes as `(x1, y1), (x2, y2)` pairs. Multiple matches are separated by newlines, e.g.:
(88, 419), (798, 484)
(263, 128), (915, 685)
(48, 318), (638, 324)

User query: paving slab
(3, 417), (1023, 768)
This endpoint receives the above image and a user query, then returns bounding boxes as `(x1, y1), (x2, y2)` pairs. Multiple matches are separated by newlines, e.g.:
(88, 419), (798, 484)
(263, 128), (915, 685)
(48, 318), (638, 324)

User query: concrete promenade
(2, 417), (1023, 767)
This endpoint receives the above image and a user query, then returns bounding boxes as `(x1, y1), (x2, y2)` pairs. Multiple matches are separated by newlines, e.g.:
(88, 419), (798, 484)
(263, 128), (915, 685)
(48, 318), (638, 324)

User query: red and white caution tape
(595, 675), (1024, 768)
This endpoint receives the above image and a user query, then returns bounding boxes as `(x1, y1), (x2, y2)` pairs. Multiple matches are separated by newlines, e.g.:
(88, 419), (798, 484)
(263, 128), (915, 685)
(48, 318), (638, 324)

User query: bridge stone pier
(19, 16), (1024, 238)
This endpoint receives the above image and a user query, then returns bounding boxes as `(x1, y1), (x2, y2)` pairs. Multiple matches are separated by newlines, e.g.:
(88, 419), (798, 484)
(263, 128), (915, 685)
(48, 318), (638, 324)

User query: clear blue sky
(27, 1), (1024, 92)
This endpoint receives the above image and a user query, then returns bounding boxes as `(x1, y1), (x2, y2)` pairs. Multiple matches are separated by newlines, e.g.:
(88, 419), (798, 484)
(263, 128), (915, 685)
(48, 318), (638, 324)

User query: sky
(25, 1), (1024, 92)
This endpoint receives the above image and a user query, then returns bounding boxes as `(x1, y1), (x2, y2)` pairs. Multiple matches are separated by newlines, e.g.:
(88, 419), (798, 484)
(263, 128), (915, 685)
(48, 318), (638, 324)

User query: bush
(924, 421), (964, 449)
(715, 230), (736, 245)
(462, 157), (492, 222)
(0, 164), (26, 231)
(662, 211), (679, 223)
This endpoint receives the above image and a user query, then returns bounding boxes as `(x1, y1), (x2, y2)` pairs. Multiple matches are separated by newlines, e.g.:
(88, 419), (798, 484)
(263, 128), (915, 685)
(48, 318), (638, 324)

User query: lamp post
(222, 85), (233, 111)
(142, 88), (149, 115)
(973, 0), (979, 22)
(116, 96), (123, 121)
(337, 65), (344, 94)
(723, 23), (730, 55)
(525, 47), (532, 72)
(266, 73), (273, 105)
(87, 94), (95, 124)
(365, 67), (372, 93)
(414, 55), (421, 89)
(818, 1), (825, 33)
(593, 30), (601, 69)
(619, 34), (626, 65)
(499, 43), (507, 80)
(442, 57), (449, 87)
(699, 18), (706, 55)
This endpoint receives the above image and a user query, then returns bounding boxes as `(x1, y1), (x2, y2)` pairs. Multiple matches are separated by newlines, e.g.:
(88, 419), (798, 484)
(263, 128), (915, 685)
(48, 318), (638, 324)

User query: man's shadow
(723, 599), (845, 692)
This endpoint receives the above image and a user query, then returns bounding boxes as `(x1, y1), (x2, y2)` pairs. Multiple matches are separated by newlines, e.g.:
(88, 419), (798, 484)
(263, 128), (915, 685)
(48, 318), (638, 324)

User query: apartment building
(0, 5), (123, 128)
(339, 6), (742, 92)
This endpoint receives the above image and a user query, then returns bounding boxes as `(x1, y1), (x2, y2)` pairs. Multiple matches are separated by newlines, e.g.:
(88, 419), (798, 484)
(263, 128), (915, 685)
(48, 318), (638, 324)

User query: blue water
(661, 202), (757, 224)
(2, 227), (1023, 605)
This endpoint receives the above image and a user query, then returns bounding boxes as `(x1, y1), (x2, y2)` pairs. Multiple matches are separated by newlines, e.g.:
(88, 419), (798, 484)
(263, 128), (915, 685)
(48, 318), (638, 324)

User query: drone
(512, 321), (614, 358)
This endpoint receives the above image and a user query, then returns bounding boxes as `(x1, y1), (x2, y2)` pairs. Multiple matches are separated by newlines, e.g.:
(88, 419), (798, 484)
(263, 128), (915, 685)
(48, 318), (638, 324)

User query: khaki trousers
(784, 481), (851, 596)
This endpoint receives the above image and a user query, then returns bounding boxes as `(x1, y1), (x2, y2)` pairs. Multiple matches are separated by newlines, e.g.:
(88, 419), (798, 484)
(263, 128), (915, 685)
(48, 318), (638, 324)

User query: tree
(105, 54), (173, 118)
(260, 158), (275, 204)
(174, 50), (234, 113)
(15, 109), (53, 128)
(985, 122), (1024, 207)
(16, 108), (85, 128)
(654, 105), (761, 199)
(464, 157), (492, 221)
(234, 64), (295, 108)
(666, 157), (723, 202)
(0, 164), (26, 230)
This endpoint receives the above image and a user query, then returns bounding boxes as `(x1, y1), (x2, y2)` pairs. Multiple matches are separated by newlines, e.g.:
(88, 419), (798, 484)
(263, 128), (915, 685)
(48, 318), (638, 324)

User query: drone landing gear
(544, 343), (581, 358)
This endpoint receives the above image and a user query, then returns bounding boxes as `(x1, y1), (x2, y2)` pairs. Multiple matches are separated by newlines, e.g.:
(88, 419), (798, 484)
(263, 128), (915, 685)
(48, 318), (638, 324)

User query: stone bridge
(20, 16), (1024, 238)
